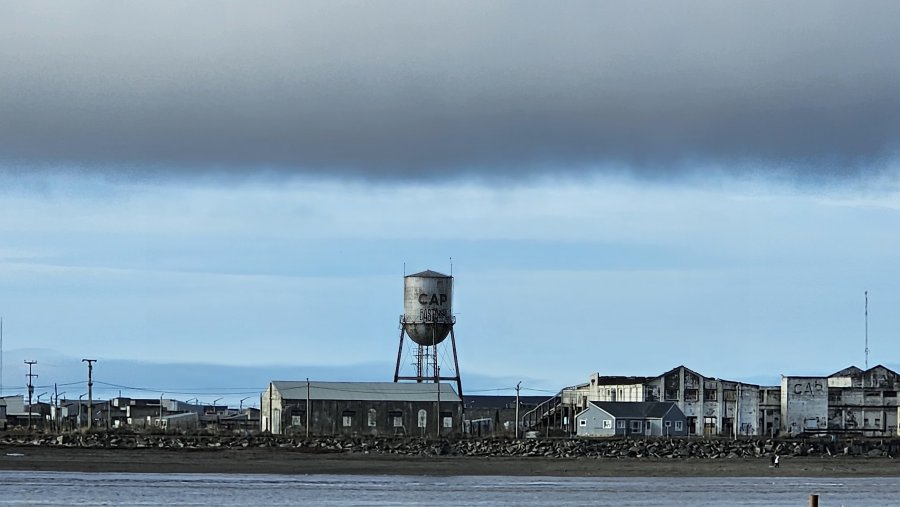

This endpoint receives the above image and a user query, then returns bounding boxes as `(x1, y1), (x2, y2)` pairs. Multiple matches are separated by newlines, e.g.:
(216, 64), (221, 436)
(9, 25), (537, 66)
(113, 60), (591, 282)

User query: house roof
(272, 381), (461, 403)
(587, 401), (678, 419)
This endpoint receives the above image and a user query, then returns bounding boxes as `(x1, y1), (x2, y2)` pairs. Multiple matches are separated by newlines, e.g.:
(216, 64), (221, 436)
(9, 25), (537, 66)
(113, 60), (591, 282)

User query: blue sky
(1, 1), (900, 405)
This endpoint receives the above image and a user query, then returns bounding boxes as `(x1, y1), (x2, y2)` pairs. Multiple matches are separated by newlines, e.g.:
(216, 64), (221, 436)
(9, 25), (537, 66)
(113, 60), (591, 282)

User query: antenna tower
(865, 291), (869, 369)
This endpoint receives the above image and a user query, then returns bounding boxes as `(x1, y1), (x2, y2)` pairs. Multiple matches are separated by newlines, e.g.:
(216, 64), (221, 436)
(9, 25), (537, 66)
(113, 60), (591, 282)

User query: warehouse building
(782, 365), (900, 437)
(559, 366), (759, 437)
(261, 381), (462, 437)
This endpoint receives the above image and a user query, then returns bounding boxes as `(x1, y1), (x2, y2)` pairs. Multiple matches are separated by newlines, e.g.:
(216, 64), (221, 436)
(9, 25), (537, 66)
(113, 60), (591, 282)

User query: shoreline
(3, 447), (900, 477)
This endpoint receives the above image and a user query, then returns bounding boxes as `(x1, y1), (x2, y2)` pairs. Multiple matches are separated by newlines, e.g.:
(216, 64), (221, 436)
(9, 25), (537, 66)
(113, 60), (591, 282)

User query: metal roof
(464, 395), (547, 409)
(406, 270), (450, 278)
(587, 401), (678, 419)
(271, 381), (461, 403)
(594, 376), (653, 386)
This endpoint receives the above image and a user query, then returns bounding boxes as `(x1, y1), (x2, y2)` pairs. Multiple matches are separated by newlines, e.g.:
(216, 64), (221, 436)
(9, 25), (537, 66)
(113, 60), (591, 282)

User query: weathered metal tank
(403, 270), (453, 346)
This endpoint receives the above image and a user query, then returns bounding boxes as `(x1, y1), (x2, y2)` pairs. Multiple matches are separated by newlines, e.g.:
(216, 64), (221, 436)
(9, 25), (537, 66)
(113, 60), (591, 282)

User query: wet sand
(2, 447), (900, 477)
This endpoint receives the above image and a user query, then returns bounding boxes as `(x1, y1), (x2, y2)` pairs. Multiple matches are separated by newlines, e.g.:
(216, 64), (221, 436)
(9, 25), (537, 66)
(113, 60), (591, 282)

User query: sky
(1, 1), (900, 405)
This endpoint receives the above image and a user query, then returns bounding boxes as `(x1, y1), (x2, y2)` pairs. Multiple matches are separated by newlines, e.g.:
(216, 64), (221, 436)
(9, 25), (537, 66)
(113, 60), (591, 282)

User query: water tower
(393, 270), (463, 398)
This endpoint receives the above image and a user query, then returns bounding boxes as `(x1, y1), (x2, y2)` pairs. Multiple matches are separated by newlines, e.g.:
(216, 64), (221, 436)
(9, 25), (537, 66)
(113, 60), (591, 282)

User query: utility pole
(306, 378), (310, 438)
(82, 359), (96, 430)
(515, 381), (522, 439)
(24, 360), (37, 430)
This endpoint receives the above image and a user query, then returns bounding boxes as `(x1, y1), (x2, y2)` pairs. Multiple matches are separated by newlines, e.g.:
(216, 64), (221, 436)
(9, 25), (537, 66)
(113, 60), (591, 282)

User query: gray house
(261, 381), (462, 437)
(576, 401), (687, 437)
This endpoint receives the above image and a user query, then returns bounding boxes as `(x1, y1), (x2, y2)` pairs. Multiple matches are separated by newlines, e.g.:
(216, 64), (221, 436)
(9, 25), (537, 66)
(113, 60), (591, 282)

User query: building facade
(561, 366), (759, 437)
(780, 365), (900, 437)
(575, 401), (687, 438)
(261, 381), (462, 437)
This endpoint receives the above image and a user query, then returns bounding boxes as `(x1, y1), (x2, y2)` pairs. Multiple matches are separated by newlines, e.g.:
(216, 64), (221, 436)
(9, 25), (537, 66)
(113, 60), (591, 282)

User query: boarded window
(417, 409), (427, 428)
(367, 409), (377, 427)
(342, 411), (355, 427)
(389, 410), (403, 428)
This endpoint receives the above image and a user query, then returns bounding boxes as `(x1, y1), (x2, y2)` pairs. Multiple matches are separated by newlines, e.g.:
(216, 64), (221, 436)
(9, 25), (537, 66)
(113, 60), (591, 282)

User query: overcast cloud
(2, 1), (899, 181)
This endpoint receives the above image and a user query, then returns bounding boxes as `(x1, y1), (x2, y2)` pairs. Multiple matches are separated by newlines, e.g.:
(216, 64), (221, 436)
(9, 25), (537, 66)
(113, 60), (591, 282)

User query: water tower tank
(403, 270), (453, 346)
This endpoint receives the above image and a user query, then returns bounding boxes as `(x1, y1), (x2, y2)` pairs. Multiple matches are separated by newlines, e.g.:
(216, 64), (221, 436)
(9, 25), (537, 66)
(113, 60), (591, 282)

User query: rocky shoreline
(3, 432), (899, 460)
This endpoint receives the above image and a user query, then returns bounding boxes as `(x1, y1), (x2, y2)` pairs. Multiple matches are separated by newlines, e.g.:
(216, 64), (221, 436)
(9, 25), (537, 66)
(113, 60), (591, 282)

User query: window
(675, 421), (683, 431)
(665, 421), (671, 427)
(579, 419), (587, 427)
(684, 389), (699, 402)
(389, 410), (403, 428)
(828, 390), (842, 403)
(704, 389), (717, 401)
(417, 409), (427, 428)
(602, 419), (612, 429)
(885, 391), (897, 398)
(367, 409), (377, 427)
(441, 411), (453, 428)
(342, 411), (355, 427)
(617, 420), (625, 429)
(630, 420), (641, 433)
(665, 389), (679, 401)
(723, 390), (736, 401)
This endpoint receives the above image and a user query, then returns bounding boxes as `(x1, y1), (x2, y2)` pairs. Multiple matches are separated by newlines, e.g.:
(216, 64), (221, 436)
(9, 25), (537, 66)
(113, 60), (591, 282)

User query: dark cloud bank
(1, 1), (899, 182)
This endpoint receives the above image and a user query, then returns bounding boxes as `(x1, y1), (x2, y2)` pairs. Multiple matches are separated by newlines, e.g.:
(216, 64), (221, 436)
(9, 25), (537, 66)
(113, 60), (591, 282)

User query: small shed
(155, 412), (199, 430)
(576, 401), (687, 437)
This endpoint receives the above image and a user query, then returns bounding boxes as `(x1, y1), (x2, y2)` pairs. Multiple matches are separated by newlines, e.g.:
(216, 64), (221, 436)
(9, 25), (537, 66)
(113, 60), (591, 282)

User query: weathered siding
(781, 376), (828, 435)
(262, 384), (462, 438)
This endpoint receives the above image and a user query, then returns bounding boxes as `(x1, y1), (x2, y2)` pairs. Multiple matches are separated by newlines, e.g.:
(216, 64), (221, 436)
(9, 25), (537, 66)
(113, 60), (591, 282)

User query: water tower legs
(393, 325), (464, 401)
(393, 326), (405, 383)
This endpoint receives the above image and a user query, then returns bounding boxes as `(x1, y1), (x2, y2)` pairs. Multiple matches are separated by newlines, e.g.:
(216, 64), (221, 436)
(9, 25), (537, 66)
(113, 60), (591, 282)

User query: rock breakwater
(3, 433), (900, 460)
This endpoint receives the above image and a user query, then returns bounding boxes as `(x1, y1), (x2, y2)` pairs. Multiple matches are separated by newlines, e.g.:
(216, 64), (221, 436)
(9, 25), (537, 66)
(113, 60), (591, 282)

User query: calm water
(1, 472), (897, 506)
